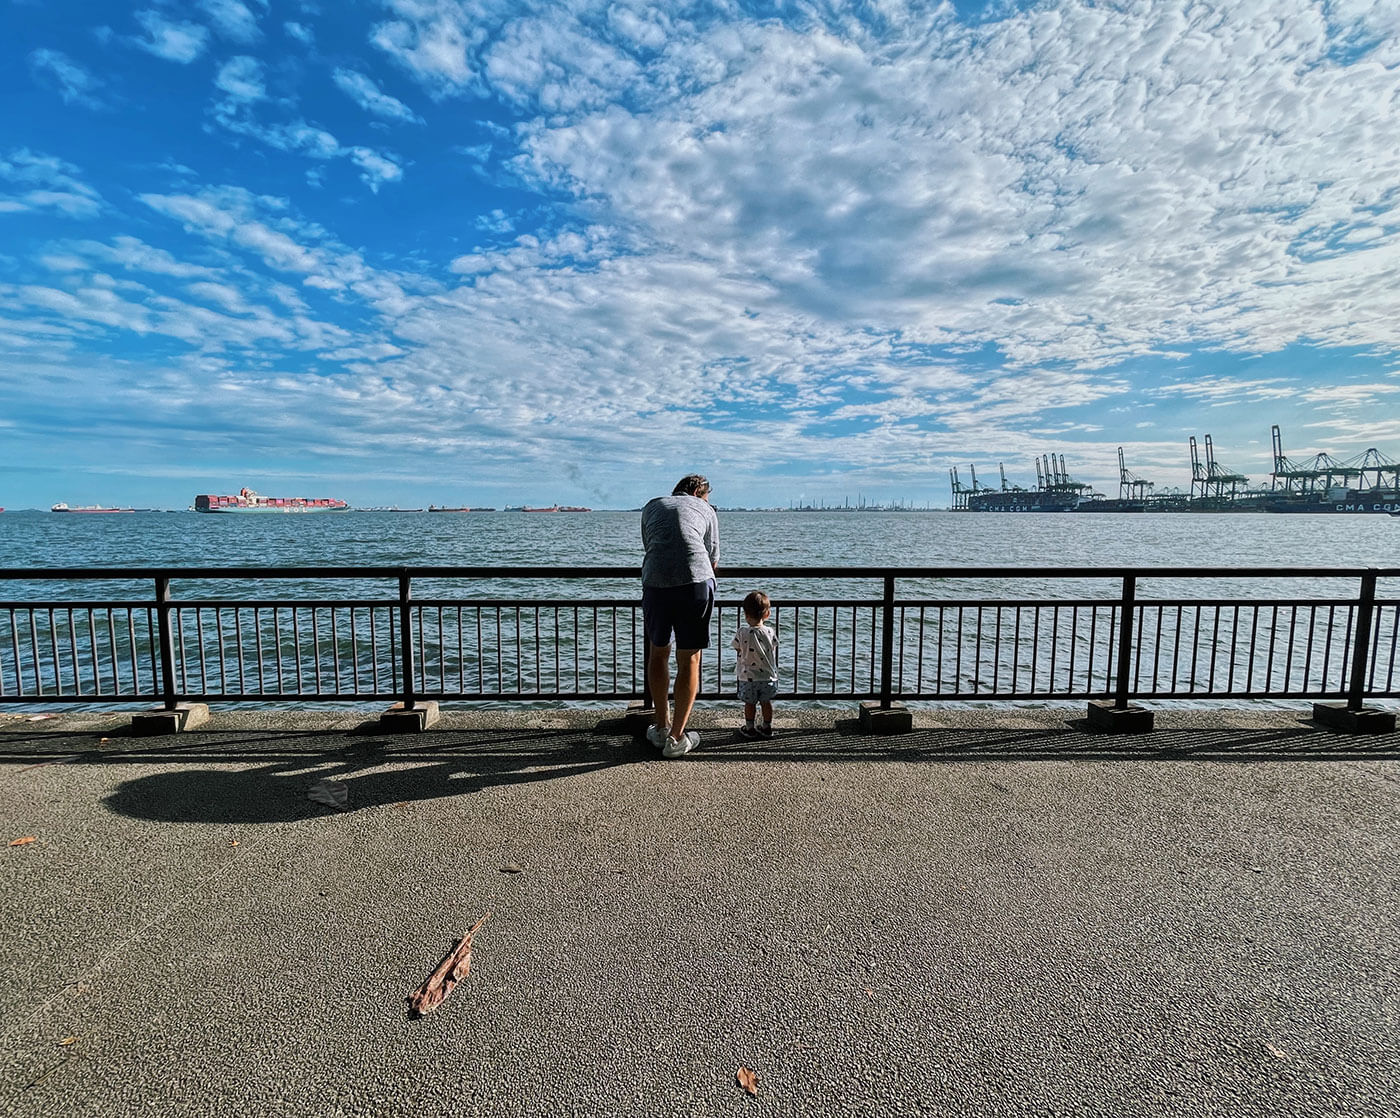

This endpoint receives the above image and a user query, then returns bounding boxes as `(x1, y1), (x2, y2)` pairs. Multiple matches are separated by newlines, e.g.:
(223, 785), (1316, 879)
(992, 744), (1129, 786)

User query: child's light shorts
(737, 679), (778, 704)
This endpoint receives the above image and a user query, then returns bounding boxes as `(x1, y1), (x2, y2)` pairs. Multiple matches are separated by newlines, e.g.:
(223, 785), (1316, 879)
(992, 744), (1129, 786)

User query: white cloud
(200, 0), (263, 43)
(332, 69), (423, 123)
(372, 1), (491, 94)
(0, 149), (102, 218)
(285, 21), (313, 45)
(214, 56), (265, 102)
(347, 147), (404, 191)
(132, 10), (210, 63)
(28, 49), (106, 109)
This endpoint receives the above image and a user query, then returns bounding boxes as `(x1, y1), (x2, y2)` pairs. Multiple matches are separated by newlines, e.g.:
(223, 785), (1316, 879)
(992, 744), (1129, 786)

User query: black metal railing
(1, 566), (1396, 712)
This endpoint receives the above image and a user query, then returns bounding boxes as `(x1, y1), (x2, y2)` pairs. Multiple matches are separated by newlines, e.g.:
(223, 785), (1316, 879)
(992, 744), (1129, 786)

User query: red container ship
(194, 487), (349, 514)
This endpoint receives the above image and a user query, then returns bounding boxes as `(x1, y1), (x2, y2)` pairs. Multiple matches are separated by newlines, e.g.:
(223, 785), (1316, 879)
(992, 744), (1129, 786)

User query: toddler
(731, 590), (778, 738)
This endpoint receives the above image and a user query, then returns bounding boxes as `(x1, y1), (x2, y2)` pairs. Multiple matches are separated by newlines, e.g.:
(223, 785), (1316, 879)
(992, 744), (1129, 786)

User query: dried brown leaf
(59, 1037), (77, 1047)
(9, 836), (36, 847)
(737, 1067), (758, 1096)
(408, 914), (490, 1017)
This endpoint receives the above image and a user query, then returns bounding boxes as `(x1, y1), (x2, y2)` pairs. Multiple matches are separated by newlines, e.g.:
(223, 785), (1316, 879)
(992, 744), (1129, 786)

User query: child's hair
(742, 590), (770, 621)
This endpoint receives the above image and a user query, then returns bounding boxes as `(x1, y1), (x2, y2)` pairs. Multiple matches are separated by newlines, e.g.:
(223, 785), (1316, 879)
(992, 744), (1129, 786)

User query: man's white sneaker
(662, 730), (699, 758)
(646, 724), (669, 750)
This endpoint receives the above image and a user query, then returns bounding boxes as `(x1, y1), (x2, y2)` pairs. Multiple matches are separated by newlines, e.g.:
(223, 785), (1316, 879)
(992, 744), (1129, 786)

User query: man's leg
(670, 647), (702, 739)
(646, 640), (673, 731)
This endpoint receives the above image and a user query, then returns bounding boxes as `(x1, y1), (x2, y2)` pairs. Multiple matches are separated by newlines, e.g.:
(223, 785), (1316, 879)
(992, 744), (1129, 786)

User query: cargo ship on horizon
(194, 487), (349, 513)
(51, 503), (138, 514)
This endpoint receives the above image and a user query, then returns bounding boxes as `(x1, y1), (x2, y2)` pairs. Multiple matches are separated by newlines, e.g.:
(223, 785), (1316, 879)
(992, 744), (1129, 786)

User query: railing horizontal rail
(1, 567), (1395, 713)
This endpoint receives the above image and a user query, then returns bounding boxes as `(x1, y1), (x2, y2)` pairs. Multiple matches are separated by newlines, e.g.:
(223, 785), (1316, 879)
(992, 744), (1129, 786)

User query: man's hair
(672, 474), (711, 497)
(743, 590), (770, 620)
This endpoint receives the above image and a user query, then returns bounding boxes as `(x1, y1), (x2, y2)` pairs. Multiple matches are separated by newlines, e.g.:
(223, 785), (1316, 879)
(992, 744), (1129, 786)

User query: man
(641, 474), (719, 758)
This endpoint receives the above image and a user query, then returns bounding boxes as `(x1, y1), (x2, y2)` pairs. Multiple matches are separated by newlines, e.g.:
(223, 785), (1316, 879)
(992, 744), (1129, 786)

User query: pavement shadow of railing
(3, 717), (1395, 827)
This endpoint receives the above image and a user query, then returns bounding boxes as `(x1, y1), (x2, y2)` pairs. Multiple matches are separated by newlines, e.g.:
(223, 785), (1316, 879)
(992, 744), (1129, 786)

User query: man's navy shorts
(642, 579), (714, 650)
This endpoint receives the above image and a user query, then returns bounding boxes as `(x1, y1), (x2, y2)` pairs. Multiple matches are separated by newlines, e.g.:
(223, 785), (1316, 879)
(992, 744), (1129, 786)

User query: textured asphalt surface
(0, 705), (1397, 1118)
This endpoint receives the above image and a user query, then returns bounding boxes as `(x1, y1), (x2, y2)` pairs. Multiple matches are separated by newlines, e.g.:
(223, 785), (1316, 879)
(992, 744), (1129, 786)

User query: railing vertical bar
(1321, 606), (1336, 693)
(1208, 606), (1221, 694)
(146, 607), (160, 698)
(819, 604), (826, 696)
(1386, 600), (1399, 694)
(371, 606), (381, 694)
(1302, 605), (1316, 692)
(1346, 571), (1378, 711)
(1244, 604), (1259, 695)
(47, 608), (60, 697)
(155, 577), (176, 710)
(973, 605), (984, 694)
(1080, 607), (1092, 694)
(274, 606), (286, 696)
(1282, 605), (1296, 693)
(916, 606), (925, 694)
(992, 605), (1002, 694)
(1112, 576), (1135, 709)
(1168, 605), (1181, 694)
(1066, 606), (1076, 694)
(196, 607), (208, 696)
(1029, 605), (1039, 695)
(348, 608), (358, 695)
(1264, 605), (1278, 695)
(65, 607), (78, 695)
(954, 605), (964, 695)
(1047, 605), (1058, 694)
(1150, 604), (1163, 693)
(292, 607), (303, 695)
(398, 573), (414, 710)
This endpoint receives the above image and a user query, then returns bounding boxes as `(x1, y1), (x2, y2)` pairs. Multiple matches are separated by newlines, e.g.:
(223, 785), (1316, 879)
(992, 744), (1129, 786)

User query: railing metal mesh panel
(1, 569), (1396, 707)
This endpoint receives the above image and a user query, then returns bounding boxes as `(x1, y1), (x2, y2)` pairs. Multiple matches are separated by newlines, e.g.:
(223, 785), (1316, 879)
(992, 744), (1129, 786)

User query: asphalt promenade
(1, 705), (1397, 1118)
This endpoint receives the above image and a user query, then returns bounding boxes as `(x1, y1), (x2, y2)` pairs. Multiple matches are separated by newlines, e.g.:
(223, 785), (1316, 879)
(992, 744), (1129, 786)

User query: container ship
(953, 427), (1400, 515)
(51, 503), (137, 513)
(194, 487), (349, 513)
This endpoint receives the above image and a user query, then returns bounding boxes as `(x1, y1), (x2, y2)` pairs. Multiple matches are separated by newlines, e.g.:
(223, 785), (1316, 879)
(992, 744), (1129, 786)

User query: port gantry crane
(1117, 447), (1155, 502)
(1271, 424), (1400, 497)
(948, 464), (997, 510)
(1189, 434), (1250, 501)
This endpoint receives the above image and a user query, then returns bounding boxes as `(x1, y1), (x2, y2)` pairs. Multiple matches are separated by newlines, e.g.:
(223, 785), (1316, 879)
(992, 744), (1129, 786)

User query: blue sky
(3, 0), (1399, 510)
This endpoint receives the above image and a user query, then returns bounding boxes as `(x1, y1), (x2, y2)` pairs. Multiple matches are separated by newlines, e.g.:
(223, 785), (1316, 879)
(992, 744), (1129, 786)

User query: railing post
(1346, 570), (1378, 712)
(1113, 575), (1136, 711)
(880, 574), (895, 709)
(155, 574), (177, 711)
(399, 571), (416, 711)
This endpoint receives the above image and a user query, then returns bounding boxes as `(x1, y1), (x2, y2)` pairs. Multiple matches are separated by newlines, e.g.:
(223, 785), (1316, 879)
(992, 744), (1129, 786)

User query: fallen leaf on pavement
(9, 836), (36, 847)
(59, 1038), (77, 1047)
(409, 914), (490, 1018)
(1264, 1042), (1290, 1060)
(229, 839), (240, 848)
(737, 1067), (758, 1095)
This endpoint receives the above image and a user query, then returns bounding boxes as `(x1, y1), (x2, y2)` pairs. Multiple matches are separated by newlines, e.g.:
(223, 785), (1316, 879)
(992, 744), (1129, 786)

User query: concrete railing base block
(858, 701), (913, 735)
(1312, 702), (1396, 734)
(1086, 701), (1154, 734)
(131, 703), (210, 736)
(379, 701), (440, 732)
(622, 700), (657, 739)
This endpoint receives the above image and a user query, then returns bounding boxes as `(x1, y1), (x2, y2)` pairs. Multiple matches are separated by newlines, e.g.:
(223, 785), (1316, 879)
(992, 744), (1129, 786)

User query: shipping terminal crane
(1117, 447), (1155, 502)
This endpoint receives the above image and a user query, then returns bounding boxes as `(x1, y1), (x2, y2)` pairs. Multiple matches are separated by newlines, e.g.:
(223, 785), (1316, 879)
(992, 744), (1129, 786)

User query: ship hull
(198, 506), (349, 513)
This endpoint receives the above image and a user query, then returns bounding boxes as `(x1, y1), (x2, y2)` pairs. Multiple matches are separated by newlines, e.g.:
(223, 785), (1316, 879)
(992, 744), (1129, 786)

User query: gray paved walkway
(1, 707), (1397, 1117)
